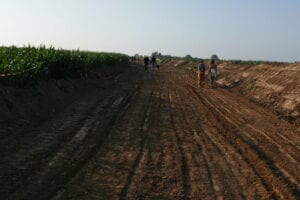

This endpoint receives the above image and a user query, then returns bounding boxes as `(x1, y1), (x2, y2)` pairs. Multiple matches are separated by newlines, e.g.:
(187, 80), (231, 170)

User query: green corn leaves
(0, 46), (129, 85)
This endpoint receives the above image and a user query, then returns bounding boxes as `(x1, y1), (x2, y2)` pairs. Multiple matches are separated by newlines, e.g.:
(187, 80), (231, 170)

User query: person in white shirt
(208, 60), (217, 88)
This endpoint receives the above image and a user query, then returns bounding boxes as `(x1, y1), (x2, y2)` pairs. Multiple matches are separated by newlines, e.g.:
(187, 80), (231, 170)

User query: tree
(210, 54), (219, 61)
(185, 54), (193, 59)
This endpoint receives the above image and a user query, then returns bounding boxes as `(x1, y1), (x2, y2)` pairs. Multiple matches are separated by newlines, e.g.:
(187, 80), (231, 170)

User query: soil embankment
(164, 59), (300, 126)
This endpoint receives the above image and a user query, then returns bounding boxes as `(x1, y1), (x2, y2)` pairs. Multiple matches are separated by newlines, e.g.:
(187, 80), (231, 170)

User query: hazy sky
(0, 0), (299, 61)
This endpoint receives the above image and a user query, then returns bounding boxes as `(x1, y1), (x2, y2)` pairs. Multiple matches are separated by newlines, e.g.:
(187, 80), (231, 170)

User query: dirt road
(1, 64), (299, 200)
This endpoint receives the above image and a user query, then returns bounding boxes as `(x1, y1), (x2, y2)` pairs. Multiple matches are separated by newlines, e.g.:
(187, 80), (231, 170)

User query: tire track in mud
(179, 85), (268, 199)
(5, 64), (299, 199)
(167, 87), (191, 199)
(169, 67), (299, 199)
(63, 65), (298, 200)
(50, 90), (137, 200)
(124, 73), (190, 199)
(169, 72), (228, 199)
(119, 87), (154, 200)
(173, 86), (246, 200)
(7, 78), (142, 200)
(185, 68), (300, 151)
(188, 85), (299, 199)
(168, 75), (218, 199)
(0, 92), (112, 199)
(173, 89), (220, 200)
(200, 90), (300, 192)
(10, 92), (135, 199)
(192, 126), (268, 200)
(185, 70), (300, 185)
(0, 68), (140, 199)
(123, 86), (162, 200)
(51, 73), (157, 200)
(124, 77), (185, 199)
(210, 91), (300, 160)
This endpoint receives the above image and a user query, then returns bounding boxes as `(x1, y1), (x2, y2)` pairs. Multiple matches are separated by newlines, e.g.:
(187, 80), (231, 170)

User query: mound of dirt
(165, 59), (300, 125)
(217, 62), (300, 124)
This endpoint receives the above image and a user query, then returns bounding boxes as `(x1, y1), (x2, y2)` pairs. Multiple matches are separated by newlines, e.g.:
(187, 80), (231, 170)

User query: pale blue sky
(0, 0), (299, 61)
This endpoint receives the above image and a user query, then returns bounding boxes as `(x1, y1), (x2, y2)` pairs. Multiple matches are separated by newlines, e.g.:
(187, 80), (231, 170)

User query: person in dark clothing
(150, 56), (156, 71)
(198, 60), (206, 88)
(144, 56), (149, 71)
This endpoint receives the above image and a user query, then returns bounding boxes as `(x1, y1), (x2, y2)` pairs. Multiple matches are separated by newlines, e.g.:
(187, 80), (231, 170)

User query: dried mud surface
(0, 64), (299, 200)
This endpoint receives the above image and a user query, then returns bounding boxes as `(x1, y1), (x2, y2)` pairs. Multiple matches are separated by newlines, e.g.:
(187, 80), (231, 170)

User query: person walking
(143, 56), (149, 71)
(156, 57), (161, 71)
(198, 60), (206, 88)
(150, 56), (156, 71)
(208, 60), (218, 88)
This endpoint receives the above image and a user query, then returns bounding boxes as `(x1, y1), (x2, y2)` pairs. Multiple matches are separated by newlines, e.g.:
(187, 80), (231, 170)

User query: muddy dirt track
(0, 64), (299, 200)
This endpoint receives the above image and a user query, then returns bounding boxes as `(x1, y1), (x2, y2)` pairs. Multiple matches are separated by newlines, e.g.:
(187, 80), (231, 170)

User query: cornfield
(0, 45), (129, 85)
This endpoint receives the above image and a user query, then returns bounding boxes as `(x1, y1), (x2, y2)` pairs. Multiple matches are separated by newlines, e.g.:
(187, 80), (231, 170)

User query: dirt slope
(0, 63), (299, 200)
(165, 59), (300, 126)
(217, 62), (300, 122)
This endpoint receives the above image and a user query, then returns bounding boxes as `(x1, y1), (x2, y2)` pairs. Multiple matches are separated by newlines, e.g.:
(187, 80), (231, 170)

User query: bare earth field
(0, 62), (299, 200)
(170, 59), (300, 126)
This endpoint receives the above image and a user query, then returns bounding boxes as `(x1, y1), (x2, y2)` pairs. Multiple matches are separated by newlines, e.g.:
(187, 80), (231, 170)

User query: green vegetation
(0, 45), (129, 85)
(228, 60), (262, 65)
(210, 54), (219, 61)
(185, 54), (193, 59)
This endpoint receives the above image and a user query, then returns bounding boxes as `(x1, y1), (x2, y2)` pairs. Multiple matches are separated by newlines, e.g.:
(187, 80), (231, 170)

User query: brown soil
(0, 63), (299, 200)
(167, 59), (300, 126)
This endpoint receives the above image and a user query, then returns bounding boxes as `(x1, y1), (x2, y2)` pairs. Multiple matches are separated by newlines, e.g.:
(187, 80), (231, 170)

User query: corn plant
(0, 46), (129, 85)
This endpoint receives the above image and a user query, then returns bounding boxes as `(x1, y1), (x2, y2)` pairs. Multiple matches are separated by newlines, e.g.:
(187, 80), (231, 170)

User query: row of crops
(0, 46), (129, 85)
(227, 60), (262, 65)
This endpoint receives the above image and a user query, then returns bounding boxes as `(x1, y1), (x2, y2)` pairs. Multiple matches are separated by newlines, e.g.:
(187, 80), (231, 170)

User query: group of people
(139, 55), (217, 88)
(143, 56), (161, 71)
(198, 60), (218, 88)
